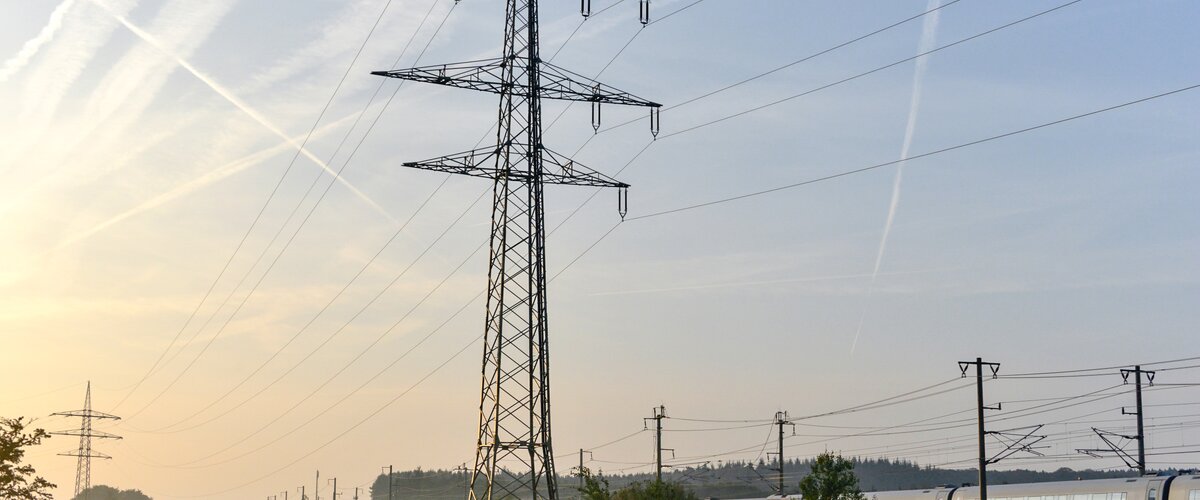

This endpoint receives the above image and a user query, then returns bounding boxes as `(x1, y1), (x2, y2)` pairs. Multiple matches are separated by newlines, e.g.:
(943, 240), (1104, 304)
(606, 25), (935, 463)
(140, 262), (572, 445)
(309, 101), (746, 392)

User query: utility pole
(284, 491), (289, 500)
(329, 478), (338, 500)
(644, 406), (671, 483)
(383, 465), (394, 500)
(768, 411), (795, 495)
(577, 449), (593, 490)
(315, 471), (320, 500)
(1122, 366), (1155, 474)
(354, 487), (360, 500)
(371, 3), (660, 499)
(299, 486), (306, 500)
(51, 381), (122, 498)
(959, 358), (1000, 500)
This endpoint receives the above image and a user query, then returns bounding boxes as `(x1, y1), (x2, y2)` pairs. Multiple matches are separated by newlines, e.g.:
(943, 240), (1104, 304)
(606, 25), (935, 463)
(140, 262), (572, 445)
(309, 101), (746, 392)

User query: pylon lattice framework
(51, 381), (122, 498)
(372, 1), (661, 499)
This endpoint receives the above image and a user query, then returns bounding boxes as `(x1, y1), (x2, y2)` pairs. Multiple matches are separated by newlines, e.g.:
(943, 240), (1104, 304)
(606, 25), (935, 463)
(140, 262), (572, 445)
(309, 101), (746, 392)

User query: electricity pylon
(372, 1), (661, 499)
(51, 381), (121, 498)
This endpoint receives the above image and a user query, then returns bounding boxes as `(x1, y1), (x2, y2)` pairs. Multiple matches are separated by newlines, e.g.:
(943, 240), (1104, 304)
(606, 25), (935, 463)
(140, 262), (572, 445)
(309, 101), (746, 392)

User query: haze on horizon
(1, 0), (1197, 498)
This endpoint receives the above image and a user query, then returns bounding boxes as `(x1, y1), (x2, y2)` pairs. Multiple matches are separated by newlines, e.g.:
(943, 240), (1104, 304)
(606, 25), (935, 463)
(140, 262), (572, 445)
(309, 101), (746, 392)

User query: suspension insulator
(591, 86), (602, 132)
(618, 188), (629, 220)
(650, 107), (661, 138)
(639, 0), (650, 25)
(581, 0), (591, 18)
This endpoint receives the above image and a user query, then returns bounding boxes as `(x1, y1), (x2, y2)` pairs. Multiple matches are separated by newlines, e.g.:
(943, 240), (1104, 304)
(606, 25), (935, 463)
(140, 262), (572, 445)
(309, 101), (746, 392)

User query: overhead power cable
(130, 0), (458, 428)
(130, 0), (461, 426)
(112, 0), (419, 412)
(128, 0), (695, 440)
(548, 0), (1097, 256)
(172, 186), (643, 496)
(625, 82), (1200, 221)
(657, 0), (1085, 141)
(596, 0), (967, 135)
(1001, 355), (1200, 377)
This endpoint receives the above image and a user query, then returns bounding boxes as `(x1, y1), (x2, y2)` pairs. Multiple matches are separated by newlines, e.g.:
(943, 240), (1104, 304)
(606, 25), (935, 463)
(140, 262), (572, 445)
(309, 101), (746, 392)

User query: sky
(1, 0), (1198, 498)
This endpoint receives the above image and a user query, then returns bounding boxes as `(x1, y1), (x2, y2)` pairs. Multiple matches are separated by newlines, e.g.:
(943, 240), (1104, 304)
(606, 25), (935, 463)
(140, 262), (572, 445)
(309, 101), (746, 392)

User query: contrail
(51, 113), (359, 251)
(851, 0), (942, 355)
(0, 0), (77, 83)
(95, 3), (396, 223)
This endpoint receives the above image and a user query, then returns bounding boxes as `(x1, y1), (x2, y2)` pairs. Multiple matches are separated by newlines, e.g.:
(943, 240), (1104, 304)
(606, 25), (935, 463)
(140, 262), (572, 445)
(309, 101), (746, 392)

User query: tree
(73, 485), (153, 500)
(798, 452), (865, 500)
(0, 417), (55, 500)
(577, 466), (612, 500)
(612, 480), (699, 500)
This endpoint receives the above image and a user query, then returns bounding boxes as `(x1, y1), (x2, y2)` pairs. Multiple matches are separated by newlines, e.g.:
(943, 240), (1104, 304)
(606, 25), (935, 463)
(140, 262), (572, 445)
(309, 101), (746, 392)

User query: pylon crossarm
(402, 146), (628, 188)
(58, 451), (112, 460)
(542, 148), (629, 188)
(373, 58), (510, 93)
(51, 409), (121, 420)
(539, 62), (661, 107)
(50, 429), (122, 440)
(373, 58), (660, 108)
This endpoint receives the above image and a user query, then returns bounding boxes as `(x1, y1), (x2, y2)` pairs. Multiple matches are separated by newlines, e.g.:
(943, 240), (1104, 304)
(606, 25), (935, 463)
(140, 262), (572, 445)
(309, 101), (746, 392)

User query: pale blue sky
(1, 0), (1197, 498)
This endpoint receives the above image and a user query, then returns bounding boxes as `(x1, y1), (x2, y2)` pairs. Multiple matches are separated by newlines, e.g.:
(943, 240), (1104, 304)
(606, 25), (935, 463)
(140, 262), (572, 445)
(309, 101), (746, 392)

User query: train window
(1149, 488), (1157, 500)
(1189, 490), (1199, 500)
(1093, 493), (1108, 500)
(1074, 494), (1090, 500)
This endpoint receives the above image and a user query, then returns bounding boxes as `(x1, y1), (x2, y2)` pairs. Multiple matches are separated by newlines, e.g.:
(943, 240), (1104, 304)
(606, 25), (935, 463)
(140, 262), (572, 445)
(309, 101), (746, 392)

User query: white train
(867, 474), (1200, 500)
(757, 473), (1200, 500)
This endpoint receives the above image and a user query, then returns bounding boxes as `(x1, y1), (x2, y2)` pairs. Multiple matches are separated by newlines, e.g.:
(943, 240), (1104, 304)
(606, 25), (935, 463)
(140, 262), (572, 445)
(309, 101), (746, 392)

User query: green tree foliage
(576, 466), (612, 500)
(799, 452), (866, 500)
(612, 480), (699, 500)
(73, 485), (153, 500)
(0, 417), (55, 500)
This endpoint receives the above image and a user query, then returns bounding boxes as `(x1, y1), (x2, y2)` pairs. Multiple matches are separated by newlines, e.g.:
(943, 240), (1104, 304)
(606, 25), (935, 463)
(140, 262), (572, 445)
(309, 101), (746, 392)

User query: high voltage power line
(111, 0), (442, 413)
(115, 0), (457, 419)
(624, 82), (1199, 220)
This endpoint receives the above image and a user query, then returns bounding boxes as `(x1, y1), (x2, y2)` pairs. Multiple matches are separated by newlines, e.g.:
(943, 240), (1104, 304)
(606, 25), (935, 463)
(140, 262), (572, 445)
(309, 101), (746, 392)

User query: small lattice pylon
(51, 381), (121, 498)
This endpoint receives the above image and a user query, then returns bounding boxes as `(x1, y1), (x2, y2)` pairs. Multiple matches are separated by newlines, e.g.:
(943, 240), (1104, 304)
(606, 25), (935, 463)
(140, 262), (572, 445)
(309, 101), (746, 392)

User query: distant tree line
(366, 456), (1136, 500)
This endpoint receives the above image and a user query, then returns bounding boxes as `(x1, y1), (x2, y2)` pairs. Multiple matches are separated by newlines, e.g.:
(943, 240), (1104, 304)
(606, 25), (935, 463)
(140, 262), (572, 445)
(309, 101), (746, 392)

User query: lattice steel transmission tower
(51, 381), (122, 498)
(372, 2), (661, 499)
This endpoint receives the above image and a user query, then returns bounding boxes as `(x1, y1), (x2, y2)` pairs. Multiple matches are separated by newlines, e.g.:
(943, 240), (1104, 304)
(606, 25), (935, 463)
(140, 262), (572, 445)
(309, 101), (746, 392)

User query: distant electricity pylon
(371, 1), (661, 498)
(51, 381), (121, 498)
